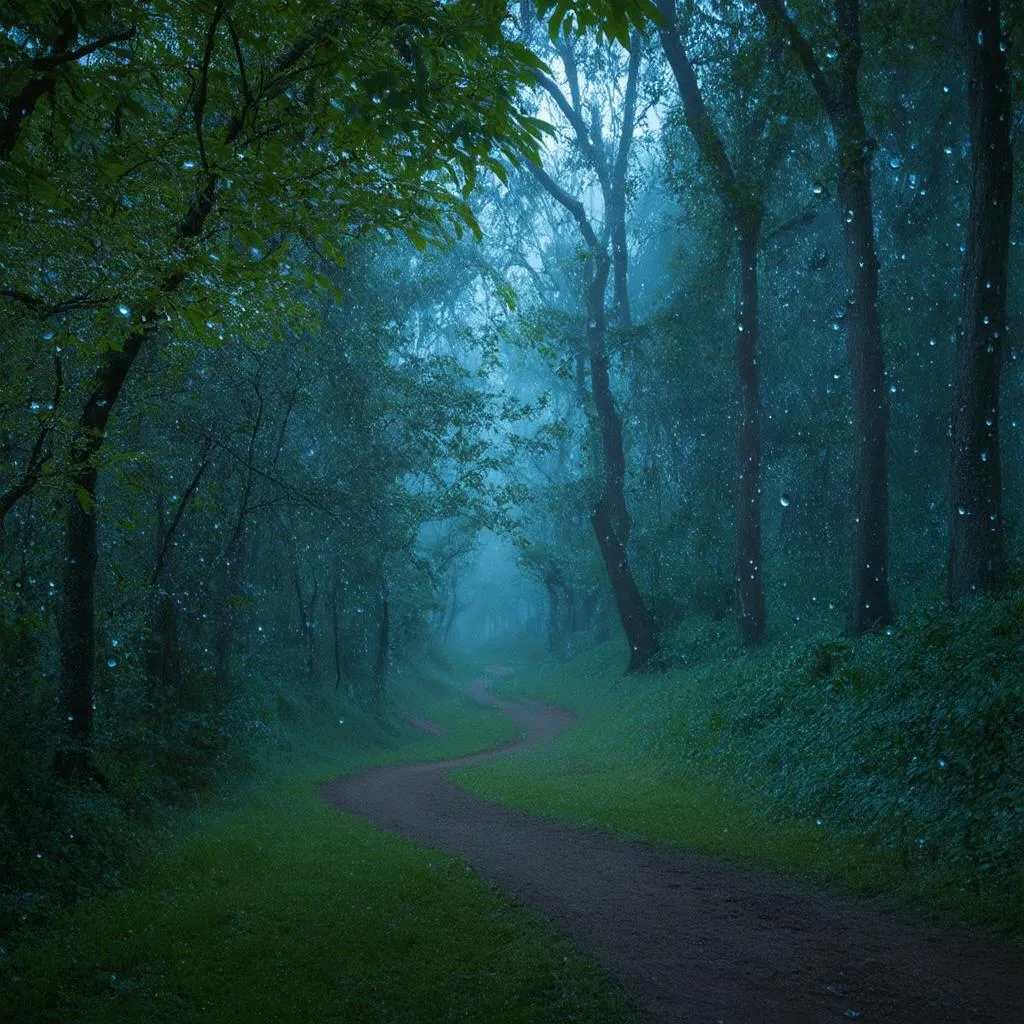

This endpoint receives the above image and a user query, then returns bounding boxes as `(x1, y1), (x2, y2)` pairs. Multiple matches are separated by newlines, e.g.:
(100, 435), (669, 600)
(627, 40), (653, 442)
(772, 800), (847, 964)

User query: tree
(758, 0), (893, 635)
(523, 30), (660, 669)
(656, 0), (766, 645)
(949, 0), (1014, 602)
(1, 0), (552, 777)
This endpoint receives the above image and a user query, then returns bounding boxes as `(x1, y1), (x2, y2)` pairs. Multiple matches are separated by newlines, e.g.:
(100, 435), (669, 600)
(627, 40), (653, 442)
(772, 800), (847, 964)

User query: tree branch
(17, 27), (136, 72)
(754, 0), (837, 124)
(525, 158), (602, 251)
(151, 434), (215, 586)
(764, 204), (825, 245)
(0, 351), (63, 532)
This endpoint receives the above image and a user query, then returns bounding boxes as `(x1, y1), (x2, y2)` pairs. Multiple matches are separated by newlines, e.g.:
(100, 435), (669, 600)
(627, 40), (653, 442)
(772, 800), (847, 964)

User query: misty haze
(1, 2), (1022, 1022)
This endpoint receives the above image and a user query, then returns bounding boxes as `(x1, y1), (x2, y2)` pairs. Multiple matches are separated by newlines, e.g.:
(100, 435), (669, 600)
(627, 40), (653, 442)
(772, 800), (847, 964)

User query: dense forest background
(2, 0), (1022, 941)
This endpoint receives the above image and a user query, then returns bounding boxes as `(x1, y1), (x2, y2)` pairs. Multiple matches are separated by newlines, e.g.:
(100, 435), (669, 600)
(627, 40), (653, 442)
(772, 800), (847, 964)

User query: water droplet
(182, 159), (196, 170)
(980, 450), (989, 462)
(811, 182), (824, 196)
(889, 156), (902, 170)
(107, 658), (118, 668)
(779, 494), (791, 508)
(937, 758), (947, 768)
(117, 305), (130, 316)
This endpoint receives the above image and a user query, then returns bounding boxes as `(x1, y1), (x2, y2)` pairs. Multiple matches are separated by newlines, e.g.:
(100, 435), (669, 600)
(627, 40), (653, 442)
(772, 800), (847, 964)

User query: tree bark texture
(373, 595), (389, 704)
(736, 228), (765, 645)
(834, 0), (892, 634)
(592, 498), (660, 670)
(526, 36), (657, 668)
(949, 0), (1013, 603)
(54, 328), (148, 778)
(657, 1), (765, 644)
(585, 252), (659, 667)
(757, 0), (892, 635)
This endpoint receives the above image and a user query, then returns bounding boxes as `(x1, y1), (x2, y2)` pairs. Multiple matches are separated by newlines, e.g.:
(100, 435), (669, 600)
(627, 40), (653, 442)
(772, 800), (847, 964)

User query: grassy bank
(0, 665), (640, 1024)
(454, 592), (1024, 935)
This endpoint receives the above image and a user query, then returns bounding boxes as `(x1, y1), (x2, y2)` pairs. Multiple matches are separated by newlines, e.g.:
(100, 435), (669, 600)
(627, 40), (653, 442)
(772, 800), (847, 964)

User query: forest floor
(320, 673), (1024, 1024)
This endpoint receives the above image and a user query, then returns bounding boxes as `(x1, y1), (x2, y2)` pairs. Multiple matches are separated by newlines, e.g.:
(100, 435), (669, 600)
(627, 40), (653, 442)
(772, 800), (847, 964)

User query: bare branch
(525, 157), (602, 251)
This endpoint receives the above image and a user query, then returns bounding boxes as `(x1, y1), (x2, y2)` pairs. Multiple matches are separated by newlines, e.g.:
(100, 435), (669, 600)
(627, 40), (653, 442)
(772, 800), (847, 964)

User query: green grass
(0, 673), (640, 1024)
(453, 593), (1024, 935)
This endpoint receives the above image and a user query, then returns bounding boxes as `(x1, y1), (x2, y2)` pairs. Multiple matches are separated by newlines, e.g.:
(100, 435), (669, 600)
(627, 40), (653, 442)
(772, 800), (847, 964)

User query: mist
(2, 2), (1022, 1021)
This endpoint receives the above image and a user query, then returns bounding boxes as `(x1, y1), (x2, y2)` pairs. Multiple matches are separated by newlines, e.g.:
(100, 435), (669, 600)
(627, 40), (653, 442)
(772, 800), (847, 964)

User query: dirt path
(319, 680), (1023, 1024)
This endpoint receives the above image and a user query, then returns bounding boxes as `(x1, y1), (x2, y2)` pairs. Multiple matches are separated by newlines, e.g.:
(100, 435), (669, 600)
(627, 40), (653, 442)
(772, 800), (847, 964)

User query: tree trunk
(545, 572), (562, 651)
(592, 498), (659, 670)
(736, 227), (765, 645)
(330, 583), (344, 692)
(949, 0), (1012, 603)
(656, 3), (766, 645)
(373, 596), (389, 705)
(525, 41), (656, 670)
(54, 328), (148, 779)
(587, 253), (631, 543)
(585, 252), (659, 667)
(755, 0), (892, 635)
(834, 1), (892, 634)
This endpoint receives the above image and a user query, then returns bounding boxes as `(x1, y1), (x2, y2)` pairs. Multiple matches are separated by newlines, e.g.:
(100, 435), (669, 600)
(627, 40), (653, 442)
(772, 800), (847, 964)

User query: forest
(1, 1), (1022, 1022)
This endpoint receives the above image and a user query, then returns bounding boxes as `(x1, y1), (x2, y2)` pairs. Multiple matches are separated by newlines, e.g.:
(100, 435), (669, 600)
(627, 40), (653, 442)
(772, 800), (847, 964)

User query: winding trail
(319, 678), (1023, 1024)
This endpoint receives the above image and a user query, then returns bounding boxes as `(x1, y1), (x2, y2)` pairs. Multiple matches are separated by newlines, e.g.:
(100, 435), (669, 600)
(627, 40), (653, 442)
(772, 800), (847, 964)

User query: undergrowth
(455, 589), (1024, 934)
(0, 656), (640, 1023)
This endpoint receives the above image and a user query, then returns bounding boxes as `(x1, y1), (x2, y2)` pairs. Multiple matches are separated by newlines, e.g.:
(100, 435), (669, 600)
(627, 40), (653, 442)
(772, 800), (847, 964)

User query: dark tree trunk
(373, 595), (389, 704)
(949, 0), (1012, 603)
(585, 252), (659, 667)
(610, 210), (631, 328)
(53, 175), (220, 775)
(145, 595), (182, 693)
(331, 584), (344, 692)
(592, 499), (660, 670)
(757, 0), (892, 635)
(54, 328), (148, 779)
(146, 436), (212, 691)
(657, 2), (766, 645)
(736, 228), (765, 645)
(545, 572), (563, 651)
(834, 0), (892, 635)
(294, 569), (311, 678)
(587, 253), (631, 544)
(526, 39), (657, 670)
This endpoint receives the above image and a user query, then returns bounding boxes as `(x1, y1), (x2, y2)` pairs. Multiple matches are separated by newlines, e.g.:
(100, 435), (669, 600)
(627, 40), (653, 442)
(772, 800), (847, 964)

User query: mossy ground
(454, 592), (1024, 936)
(0, 667), (640, 1024)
